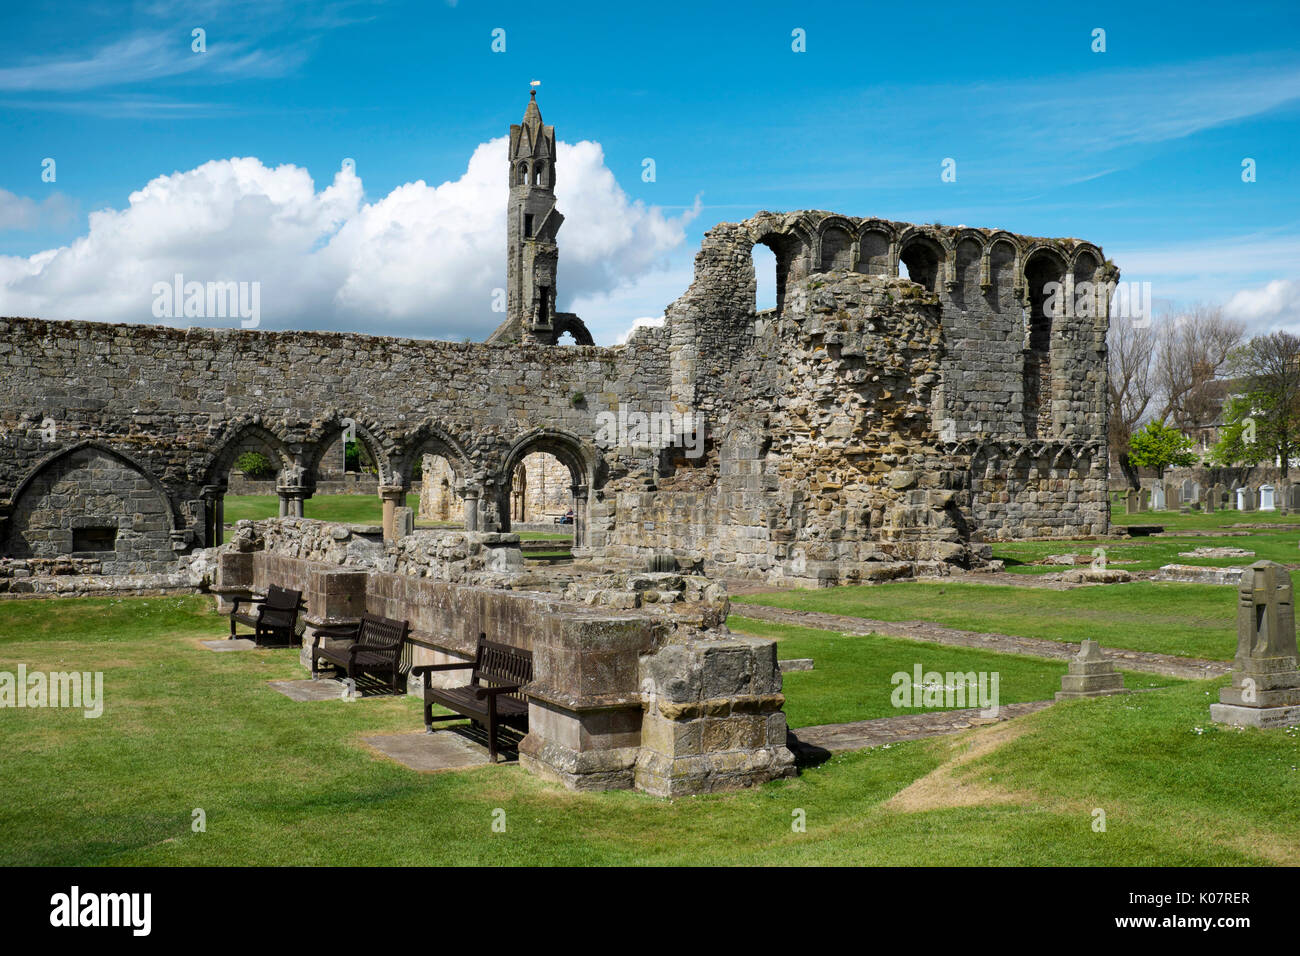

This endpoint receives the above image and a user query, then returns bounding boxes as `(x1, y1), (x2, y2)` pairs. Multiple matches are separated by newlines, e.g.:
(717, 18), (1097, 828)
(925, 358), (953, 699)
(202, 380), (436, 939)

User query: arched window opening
(899, 241), (941, 292)
(1023, 251), (1066, 438)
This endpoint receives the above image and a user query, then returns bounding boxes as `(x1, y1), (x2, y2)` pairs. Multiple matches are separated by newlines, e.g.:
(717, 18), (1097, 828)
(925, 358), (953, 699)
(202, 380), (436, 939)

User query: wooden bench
(310, 612), (410, 694)
(229, 585), (303, 647)
(412, 634), (533, 762)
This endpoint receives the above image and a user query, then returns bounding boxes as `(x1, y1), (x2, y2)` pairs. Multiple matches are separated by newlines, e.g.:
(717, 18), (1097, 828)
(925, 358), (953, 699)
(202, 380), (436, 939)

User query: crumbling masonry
(0, 93), (1114, 793)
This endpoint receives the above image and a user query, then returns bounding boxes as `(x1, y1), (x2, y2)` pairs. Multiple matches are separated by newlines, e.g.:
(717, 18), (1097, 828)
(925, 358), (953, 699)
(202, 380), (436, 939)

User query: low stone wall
(211, 517), (795, 795)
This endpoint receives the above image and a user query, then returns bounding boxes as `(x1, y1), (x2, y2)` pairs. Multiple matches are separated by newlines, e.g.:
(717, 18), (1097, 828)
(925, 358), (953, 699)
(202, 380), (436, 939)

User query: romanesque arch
(897, 231), (946, 293)
(987, 236), (1019, 313)
(496, 428), (599, 548)
(856, 220), (896, 275)
(398, 423), (473, 526)
(816, 216), (857, 272)
(1022, 247), (1069, 438)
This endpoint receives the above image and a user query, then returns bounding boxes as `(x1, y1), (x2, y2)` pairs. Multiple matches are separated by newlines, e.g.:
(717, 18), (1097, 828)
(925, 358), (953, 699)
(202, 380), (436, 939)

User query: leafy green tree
(1126, 420), (1197, 479)
(1213, 391), (1300, 475)
(1213, 332), (1300, 477)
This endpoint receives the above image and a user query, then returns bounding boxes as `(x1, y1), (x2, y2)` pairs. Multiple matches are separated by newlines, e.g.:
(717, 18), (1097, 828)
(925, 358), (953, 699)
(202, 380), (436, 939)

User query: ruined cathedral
(0, 92), (1113, 589)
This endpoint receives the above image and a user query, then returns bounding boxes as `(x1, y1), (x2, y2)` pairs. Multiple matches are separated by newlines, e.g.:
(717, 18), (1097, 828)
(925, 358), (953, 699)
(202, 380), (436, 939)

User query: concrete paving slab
(201, 638), (256, 652)
(361, 730), (496, 771)
(268, 678), (352, 701)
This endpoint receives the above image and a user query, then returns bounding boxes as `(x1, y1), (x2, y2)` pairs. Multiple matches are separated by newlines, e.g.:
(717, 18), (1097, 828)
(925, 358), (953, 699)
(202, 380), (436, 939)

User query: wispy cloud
(0, 31), (305, 93)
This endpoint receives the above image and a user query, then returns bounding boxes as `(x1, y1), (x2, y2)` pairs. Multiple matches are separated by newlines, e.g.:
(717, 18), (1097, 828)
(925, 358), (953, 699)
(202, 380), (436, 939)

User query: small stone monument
(1125, 489), (1138, 514)
(1056, 640), (1127, 699)
(1210, 561), (1300, 728)
(1151, 483), (1166, 511)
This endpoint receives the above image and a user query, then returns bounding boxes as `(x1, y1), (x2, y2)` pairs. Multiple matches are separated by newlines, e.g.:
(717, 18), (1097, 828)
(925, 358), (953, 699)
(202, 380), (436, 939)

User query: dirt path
(788, 700), (1055, 763)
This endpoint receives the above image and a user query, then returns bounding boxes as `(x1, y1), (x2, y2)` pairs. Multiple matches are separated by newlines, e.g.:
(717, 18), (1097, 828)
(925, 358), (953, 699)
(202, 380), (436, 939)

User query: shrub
(234, 451), (275, 479)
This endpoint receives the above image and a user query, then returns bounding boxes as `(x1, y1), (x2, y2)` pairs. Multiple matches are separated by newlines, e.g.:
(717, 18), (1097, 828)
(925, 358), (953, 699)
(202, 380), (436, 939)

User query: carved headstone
(1150, 483), (1166, 511)
(1210, 561), (1300, 728)
(1260, 483), (1276, 511)
(1124, 489), (1138, 515)
(1055, 639), (1126, 699)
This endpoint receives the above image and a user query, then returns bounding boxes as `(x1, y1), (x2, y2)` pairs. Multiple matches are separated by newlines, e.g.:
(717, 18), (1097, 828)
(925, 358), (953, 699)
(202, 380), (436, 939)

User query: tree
(1153, 305), (1245, 429)
(1107, 313), (1156, 488)
(1213, 331), (1300, 476)
(1126, 420), (1197, 479)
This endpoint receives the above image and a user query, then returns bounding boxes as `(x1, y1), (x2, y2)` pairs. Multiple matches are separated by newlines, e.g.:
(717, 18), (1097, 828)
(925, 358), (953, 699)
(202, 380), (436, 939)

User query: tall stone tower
(506, 90), (563, 344)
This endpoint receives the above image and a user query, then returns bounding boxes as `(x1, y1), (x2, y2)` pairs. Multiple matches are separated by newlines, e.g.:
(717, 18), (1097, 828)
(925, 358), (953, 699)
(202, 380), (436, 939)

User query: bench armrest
(475, 682), (522, 700)
(312, 622), (360, 648)
(348, 641), (401, 661)
(411, 661), (474, 678)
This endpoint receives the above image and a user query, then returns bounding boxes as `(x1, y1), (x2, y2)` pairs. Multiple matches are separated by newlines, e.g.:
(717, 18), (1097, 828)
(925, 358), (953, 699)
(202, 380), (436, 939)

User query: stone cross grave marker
(1210, 560), (1300, 728)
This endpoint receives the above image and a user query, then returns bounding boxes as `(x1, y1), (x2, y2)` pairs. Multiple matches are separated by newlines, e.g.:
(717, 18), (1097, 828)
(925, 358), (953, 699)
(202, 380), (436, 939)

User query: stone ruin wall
(0, 210), (1111, 588)
(600, 212), (1113, 579)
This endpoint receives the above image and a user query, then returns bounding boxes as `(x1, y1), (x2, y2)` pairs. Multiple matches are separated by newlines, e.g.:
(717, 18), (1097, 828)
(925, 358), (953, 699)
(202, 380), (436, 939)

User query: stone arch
(856, 222), (895, 275)
(1071, 246), (1104, 327)
(302, 415), (395, 487)
(987, 236), (1019, 313)
(6, 441), (177, 573)
(749, 229), (807, 314)
(952, 234), (985, 305)
(816, 216), (857, 272)
(399, 423), (472, 526)
(496, 427), (600, 548)
(551, 313), (595, 345)
(199, 420), (294, 489)
(897, 231), (946, 293)
(193, 420), (294, 545)
(1022, 247), (1068, 438)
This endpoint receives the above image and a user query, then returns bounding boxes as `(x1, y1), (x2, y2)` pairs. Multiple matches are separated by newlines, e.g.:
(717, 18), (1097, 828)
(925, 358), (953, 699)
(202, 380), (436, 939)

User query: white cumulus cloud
(1224, 279), (1300, 328)
(0, 137), (697, 343)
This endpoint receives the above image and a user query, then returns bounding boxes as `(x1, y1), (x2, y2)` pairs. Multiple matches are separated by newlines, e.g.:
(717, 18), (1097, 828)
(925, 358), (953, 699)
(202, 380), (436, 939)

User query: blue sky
(1, 0), (1298, 342)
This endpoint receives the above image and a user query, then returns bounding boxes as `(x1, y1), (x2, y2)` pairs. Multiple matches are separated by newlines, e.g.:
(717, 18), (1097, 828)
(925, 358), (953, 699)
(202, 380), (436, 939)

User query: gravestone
(1124, 489), (1138, 514)
(1210, 561), (1300, 728)
(1168, 483), (1182, 508)
(1210, 483), (1228, 513)
(1260, 484), (1276, 511)
(1055, 640), (1127, 700)
(1279, 482), (1290, 515)
(1289, 484), (1300, 511)
(1182, 478), (1199, 503)
(1150, 483), (1166, 511)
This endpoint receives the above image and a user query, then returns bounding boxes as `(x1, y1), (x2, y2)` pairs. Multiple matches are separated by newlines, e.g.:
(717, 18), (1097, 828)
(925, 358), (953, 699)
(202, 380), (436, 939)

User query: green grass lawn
(993, 531), (1299, 574)
(0, 595), (1293, 865)
(733, 581), (1238, 661)
(990, 501), (1300, 573)
(726, 616), (1180, 728)
(1108, 498), (1300, 531)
